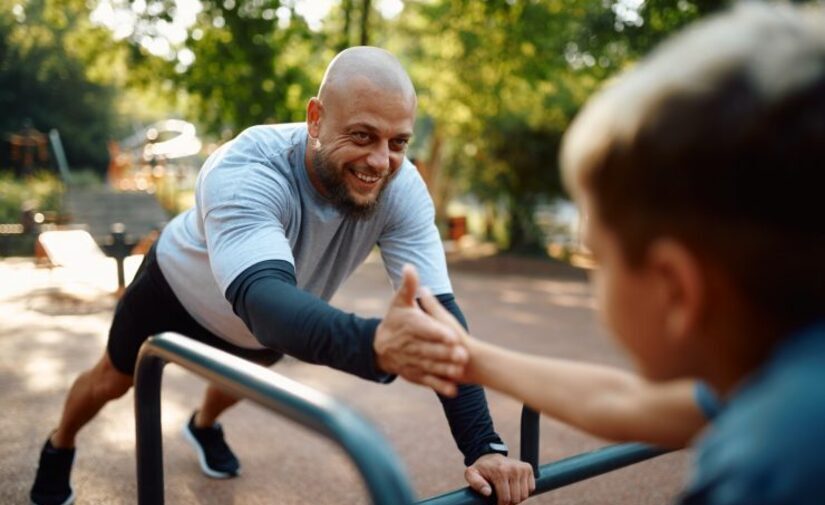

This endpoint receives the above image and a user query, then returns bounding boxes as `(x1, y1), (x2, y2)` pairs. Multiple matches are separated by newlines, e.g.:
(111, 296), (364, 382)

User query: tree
(120, 0), (328, 137)
(387, 1), (607, 250)
(106, 0), (728, 251)
(387, 0), (716, 251)
(0, 0), (125, 172)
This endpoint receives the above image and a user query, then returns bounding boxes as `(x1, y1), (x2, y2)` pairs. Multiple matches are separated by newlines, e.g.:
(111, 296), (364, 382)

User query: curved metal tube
(134, 333), (668, 505)
(134, 332), (416, 505)
(520, 406), (541, 477)
(418, 443), (667, 505)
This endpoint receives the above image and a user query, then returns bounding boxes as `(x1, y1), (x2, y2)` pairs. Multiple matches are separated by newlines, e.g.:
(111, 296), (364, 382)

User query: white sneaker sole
(31, 490), (75, 505)
(181, 424), (240, 479)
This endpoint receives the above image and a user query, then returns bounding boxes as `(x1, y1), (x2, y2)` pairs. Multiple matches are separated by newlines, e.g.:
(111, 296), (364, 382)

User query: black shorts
(106, 244), (283, 375)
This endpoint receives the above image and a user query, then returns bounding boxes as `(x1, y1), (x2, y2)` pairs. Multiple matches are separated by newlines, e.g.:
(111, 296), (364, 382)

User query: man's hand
(375, 265), (467, 397)
(465, 454), (535, 505)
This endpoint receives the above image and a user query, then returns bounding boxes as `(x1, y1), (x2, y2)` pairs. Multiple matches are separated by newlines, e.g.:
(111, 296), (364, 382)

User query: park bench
(35, 228), (143, 296)
(135, 333), (666, 505)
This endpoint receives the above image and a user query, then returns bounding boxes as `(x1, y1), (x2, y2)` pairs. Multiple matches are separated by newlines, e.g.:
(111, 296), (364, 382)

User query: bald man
(30, 47), (534, 505)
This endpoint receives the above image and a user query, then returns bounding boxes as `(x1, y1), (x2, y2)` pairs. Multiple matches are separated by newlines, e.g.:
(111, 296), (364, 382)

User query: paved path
(0, 253), (690, 504)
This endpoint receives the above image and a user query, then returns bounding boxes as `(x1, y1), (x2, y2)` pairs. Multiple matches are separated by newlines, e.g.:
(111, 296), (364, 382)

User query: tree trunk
(424, 127), (450, 235)
(506, 197), (544, 254)
(339, 0), (353, 51)
(359, 0), (371, 46)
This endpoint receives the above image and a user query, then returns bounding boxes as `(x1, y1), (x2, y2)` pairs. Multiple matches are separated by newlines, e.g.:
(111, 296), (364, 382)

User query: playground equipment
(135, 333), (666, 504)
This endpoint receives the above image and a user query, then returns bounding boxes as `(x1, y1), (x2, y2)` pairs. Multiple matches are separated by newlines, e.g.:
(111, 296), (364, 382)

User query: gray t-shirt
(157, 123), (452, 349)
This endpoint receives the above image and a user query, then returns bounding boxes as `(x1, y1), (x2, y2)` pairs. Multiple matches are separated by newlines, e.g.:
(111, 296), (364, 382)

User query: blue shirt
(681, 322), (825, 505)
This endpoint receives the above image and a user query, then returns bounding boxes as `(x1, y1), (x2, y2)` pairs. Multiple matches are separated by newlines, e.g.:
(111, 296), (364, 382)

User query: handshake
(373, 265), (475, 397)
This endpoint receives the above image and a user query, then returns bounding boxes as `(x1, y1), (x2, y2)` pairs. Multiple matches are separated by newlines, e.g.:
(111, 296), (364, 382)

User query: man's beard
(312, 149), (386, 220)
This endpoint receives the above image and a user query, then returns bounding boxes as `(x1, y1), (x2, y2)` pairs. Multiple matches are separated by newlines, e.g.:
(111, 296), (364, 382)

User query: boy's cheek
(594, 265), (677, 381)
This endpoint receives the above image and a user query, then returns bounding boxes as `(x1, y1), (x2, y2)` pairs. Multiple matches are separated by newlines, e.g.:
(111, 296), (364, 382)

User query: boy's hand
(417, 285), (479, 383)
(375, 265), (467, 397)
(465, 454), (535, 504)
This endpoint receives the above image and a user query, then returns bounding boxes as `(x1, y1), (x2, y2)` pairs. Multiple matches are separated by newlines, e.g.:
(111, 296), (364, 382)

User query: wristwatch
(481, 441), (509, 457)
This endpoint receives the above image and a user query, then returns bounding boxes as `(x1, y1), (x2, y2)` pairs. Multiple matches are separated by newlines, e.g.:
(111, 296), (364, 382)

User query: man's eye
(351, 132), (371, 143)
(390, 138), (409, 150)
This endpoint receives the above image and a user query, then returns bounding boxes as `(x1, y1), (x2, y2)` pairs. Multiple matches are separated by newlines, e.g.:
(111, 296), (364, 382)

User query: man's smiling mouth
(351, 168), (382, 184)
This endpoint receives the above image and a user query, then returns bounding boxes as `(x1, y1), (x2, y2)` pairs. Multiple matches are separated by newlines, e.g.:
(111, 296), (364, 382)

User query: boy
(419, 3), (825, 503)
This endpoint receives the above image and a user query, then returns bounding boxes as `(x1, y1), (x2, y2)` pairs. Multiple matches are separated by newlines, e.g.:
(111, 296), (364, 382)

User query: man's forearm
(435, 294), (506, 465)
(226, 260), (392, 382)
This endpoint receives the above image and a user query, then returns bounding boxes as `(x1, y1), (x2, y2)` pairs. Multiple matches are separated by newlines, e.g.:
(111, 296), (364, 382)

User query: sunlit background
(0, 2), (770, 503)
(0, 0), (729, 266)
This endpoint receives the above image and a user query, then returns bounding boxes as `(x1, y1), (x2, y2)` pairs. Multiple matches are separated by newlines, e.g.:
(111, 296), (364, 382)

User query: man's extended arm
(226, 259), (386, 380)
(433, 294), (508, 465)
(225, 260), (465, 395)
(433, 294), (536, 504)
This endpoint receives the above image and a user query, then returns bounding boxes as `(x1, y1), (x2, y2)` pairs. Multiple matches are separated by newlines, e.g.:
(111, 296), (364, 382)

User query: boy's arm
(469, 340), (705, 448)
(419, 290), (707, 449)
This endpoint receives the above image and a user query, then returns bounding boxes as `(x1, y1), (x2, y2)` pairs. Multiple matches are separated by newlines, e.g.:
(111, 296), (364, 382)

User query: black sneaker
(182, 412), (240, 478)
(30, 437), (76, 505)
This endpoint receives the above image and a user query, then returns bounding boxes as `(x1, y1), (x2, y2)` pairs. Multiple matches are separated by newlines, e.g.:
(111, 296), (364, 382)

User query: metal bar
(134, 353), (166, 505)
(134, 333), (416, 505)
(519, 406), (540, 477)
(48, 129), (71, 183)
(417, 444), (668, 505)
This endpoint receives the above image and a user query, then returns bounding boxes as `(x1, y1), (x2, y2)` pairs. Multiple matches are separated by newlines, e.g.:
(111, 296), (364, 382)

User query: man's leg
(193, 385), (241, 428)
(32, 245), (162, 505)
(51, 353), (133, 448)
(196, 353), (280, 426)
(182, 384), (243, 479)
(30, 352), (132, 505)
(182, 355), (279, 479)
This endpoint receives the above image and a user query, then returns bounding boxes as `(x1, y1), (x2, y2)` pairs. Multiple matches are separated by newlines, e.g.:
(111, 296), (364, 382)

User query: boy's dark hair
(561, 3), (825, 334)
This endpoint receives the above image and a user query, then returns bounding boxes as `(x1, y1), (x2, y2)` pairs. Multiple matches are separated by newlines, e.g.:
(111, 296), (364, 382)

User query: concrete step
(64, 186), (169, 244)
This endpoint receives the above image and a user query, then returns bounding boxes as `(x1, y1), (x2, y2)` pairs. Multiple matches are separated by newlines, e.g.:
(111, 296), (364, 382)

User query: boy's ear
(646, 238), (706, 345)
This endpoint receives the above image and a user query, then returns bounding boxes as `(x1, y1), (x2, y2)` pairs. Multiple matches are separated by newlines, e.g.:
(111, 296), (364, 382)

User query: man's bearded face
(312, 146), (391, 219)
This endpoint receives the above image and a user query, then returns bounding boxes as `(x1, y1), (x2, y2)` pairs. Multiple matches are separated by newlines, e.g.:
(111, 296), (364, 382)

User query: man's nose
(365, 142), (391, 173)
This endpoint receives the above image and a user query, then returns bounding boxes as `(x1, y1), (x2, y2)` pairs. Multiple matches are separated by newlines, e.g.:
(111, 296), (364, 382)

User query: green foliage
(123, 0), (327, 136)
(0, 1), (125, 173)
(0, 0), (745, 251)
(387, 1), (605, 249)
(0, 171), (63, 223)
(622, 0), (725, 54)
(389, 0), (719, 250)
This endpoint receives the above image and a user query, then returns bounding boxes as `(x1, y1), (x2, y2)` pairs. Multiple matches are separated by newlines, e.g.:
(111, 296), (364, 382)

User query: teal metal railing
(134, 333), (415, 505)
(134, 333), (667, 505)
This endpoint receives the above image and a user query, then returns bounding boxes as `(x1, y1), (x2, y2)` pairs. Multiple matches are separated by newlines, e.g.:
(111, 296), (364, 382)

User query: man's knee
(90, 354), (133, 400)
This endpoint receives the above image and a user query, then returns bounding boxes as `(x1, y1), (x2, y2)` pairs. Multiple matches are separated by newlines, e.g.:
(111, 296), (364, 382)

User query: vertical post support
(49, 129), (72, 184)
(109, 223), (128, 291)
(134, 353), (166, 505)
(520, 406), (540, 477)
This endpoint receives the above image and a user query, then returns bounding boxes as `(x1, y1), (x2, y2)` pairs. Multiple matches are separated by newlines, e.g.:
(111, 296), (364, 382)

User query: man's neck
(303, 137), (328, 198)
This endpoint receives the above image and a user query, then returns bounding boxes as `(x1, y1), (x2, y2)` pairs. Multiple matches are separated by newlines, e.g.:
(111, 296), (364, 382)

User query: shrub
(0, 171), (63, 223)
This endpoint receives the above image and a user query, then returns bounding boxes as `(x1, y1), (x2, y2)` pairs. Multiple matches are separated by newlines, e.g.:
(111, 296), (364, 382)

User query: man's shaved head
(305, 46), (417, 220)
(318, 46), (416, 104)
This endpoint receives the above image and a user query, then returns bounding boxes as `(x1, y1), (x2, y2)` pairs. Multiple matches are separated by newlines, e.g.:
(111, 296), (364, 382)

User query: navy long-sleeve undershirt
(225, 260), (505, 465)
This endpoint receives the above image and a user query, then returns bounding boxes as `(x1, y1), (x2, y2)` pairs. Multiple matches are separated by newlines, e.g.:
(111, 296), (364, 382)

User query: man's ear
(646, 238), (706, 346)
(306, 97), (323, 138)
